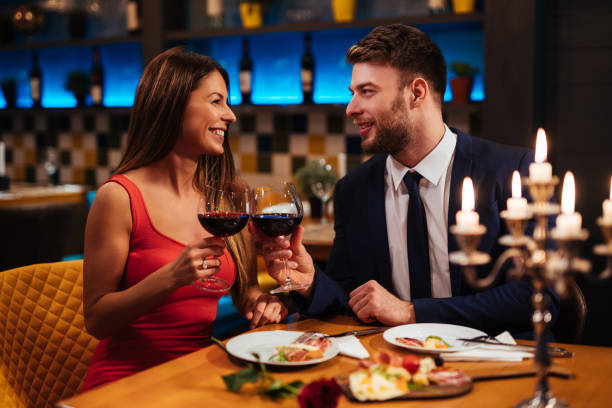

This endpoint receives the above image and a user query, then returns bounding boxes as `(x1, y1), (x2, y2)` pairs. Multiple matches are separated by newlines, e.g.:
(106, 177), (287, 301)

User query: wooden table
(0, 184), (88, 207)
(57, 316), (612, 408)
(302, 220), (334, 261)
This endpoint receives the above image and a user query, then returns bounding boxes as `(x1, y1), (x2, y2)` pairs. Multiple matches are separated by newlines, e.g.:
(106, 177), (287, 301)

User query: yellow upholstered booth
(0, 260), (98, 408)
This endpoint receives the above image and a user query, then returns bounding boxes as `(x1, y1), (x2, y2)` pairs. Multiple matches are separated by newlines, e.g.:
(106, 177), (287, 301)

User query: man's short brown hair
(346, 24), (447, 103)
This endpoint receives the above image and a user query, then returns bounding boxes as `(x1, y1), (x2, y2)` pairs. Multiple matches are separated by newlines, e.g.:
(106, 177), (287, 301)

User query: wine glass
(310, 179), (334, 224)
(252, 181), (309, 294)
(195, 182), (250, 292)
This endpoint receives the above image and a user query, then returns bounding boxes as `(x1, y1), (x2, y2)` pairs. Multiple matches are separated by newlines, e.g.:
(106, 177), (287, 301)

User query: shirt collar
(387, 124), (457, 191)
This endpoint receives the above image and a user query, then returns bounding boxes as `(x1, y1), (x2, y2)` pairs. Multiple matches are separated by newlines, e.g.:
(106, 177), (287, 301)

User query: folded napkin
(443, 331), (533, 362)
(335, 335), (370, 359)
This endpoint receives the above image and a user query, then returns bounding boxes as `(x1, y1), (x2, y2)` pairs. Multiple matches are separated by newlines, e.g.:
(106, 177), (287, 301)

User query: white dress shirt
(385, 125), (457, 301)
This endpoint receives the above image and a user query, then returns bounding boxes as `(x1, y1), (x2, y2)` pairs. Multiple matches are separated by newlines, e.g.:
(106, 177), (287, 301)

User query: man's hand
(249, 223), (316, 298)
(348, 280), (416, 326)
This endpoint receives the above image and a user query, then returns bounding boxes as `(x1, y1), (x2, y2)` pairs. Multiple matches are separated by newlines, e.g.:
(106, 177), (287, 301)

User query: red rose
(298, 378), (342, 408)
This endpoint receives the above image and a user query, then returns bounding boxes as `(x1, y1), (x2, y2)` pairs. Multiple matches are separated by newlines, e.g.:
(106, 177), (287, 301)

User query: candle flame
(511, 171), (522, 199)
(561, 171), (575, 214)
(535, 128), (548, 163)
(462, 177), (475, 212)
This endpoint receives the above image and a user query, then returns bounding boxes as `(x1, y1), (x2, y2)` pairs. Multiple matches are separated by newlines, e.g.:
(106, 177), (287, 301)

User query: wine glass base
(270, 283), (311, 294)
(513, 395), (571, 408)
(192, 277), (230, 293)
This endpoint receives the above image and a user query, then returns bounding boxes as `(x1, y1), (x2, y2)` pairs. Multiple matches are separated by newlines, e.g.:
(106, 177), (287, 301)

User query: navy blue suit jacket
(292, 129), (559, 337)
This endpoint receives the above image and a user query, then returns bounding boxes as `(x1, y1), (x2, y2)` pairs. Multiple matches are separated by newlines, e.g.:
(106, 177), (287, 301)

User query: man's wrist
(405, 301), (416, 324)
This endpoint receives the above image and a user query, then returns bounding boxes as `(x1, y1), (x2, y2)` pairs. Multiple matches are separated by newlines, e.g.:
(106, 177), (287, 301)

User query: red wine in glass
(251, 213), (303, 237)
(198, 212), (249, 237)
(252, 182), (309, 294)
(194, 184), (250, 293)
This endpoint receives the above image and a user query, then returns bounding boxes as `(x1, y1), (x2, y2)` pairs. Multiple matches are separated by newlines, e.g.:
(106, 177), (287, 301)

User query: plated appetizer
(270, 332), (333, 362)
(335, 350), (472, 402)
(396, 335), (450, 349)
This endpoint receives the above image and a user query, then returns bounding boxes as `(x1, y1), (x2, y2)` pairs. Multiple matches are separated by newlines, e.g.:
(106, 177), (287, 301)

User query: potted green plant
(294, 159), (338, 219)
(65, 71), (90, 107)
(449, 61), (478, 104)
(1, 78), (17, 108)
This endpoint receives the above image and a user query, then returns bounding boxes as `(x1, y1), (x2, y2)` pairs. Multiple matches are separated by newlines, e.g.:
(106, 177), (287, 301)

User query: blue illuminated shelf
(0, 35), (142, 51)
(165, 13), (484, 40)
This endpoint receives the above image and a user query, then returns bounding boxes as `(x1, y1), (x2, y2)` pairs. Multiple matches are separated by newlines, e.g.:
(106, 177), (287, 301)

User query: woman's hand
(244, 292), (288, 329)
(167, 236), (226, 288)
(249, 224), (316, 298)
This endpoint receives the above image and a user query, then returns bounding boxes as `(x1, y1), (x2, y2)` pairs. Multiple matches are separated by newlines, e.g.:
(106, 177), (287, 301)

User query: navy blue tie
(403, 172), (431, 299)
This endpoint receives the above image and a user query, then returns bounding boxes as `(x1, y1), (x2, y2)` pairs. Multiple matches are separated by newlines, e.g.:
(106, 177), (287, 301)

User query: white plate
(383, 323), (487, 354)
(225, 330), (340, 366)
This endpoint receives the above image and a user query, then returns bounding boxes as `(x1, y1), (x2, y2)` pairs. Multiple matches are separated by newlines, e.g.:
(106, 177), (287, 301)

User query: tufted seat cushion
(0, 261), (98, 408)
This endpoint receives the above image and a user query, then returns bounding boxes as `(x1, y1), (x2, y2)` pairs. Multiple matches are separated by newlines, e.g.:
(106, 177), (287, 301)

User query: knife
(456, 338), (573, 358)
(322, 327), (389, 338)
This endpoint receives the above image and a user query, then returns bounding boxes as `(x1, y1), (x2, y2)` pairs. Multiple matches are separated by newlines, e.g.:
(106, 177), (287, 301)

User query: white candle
(337, 153), (347, 179)
(529, 128), (552, 182)
(0, 141), (5, 177)
(506, 170), (528, 217)
(556, 171), (582, 236)
(603, 176), (612, 223)
(456, 177), (480, 230)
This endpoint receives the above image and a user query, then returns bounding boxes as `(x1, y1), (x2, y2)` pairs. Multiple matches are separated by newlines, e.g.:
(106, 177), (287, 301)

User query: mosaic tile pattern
(0, 107), (479, 186)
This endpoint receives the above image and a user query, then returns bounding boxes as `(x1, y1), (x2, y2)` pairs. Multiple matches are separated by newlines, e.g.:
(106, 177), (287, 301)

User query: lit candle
(506, 170), (529, 218)
(0, 141), (5, 176)
(555, 171), (582, 236)
(603, 176), (612, 223)
(529, 128), (553, 182)
(456, 177), (480, 230)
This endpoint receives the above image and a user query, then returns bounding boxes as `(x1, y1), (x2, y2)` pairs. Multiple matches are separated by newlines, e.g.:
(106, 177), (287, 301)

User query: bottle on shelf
(206, 0), (224, 29)
(90, 47), (104, 107)
(125, 0), (141, 35)
(239, 37), (252, 105)
(30, 51), (42, 108)
(301, 32), (315, 104)
(428, 0), (448, 14)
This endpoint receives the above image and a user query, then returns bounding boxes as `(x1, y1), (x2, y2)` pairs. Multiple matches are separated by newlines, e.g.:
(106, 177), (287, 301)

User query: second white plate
(225, 330), (340, 366)
(383, 323), (487, 354)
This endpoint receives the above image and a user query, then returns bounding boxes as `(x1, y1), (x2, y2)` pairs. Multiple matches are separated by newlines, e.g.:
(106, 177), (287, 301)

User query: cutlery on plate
(456, 337), (573, 358)
(322, 327), (389, 338)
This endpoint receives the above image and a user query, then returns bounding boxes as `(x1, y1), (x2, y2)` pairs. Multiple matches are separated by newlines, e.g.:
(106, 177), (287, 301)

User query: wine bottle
(30, 51), (42, 108)
(206, 0), (223, 28)
(239, 37), (252, 104)
(90, 47), (104, 107)
(301, 33), (315, 104)
(126, 0), (140, 35)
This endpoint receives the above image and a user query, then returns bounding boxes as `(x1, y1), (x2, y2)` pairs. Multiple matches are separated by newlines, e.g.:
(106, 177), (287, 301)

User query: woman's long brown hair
(115, 46), (252, 310)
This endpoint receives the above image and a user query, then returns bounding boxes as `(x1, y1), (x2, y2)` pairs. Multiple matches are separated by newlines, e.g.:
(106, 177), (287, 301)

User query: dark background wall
(543, 0), (612, 347)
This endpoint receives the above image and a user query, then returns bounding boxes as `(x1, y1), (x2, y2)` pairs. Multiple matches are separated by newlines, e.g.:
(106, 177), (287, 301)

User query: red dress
(82, 174), (236, 390)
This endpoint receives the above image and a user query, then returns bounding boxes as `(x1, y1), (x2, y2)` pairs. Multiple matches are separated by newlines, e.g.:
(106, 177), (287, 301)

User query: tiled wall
(0, 106), (478, 187)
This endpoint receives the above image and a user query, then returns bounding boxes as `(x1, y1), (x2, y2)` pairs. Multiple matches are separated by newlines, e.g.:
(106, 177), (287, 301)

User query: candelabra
(449, 169), (612, 408)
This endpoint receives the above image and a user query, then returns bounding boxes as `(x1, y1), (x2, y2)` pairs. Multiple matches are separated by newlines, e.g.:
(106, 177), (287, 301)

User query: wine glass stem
(283, 258), (291, 286)
(321, 200), (328, 223)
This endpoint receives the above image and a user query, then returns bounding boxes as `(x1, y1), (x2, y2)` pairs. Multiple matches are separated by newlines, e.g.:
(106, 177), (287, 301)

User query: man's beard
(363, 94), (413, 155)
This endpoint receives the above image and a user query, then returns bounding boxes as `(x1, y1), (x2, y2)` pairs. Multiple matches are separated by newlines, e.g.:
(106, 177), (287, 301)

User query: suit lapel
(448, 129), (472, 296)
(367, 154), (393, 291)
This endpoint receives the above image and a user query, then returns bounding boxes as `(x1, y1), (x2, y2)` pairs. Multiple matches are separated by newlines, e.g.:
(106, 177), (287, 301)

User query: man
(257, 24), (557, 338)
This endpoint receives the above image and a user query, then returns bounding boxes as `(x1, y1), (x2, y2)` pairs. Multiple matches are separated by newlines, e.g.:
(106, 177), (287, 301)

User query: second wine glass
(195, 182), (250, 292)
(252, 181), (309, 294)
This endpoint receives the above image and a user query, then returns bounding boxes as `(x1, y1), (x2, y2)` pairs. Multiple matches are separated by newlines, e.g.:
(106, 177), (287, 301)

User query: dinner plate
(225, 330), (340, 366)
(383, 323), (487, 354)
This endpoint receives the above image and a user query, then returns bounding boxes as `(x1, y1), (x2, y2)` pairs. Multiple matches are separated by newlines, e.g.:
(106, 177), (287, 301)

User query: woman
(81, 47), (287, 390)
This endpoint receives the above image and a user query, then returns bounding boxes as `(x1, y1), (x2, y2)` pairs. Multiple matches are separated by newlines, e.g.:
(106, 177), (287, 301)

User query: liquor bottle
(239, 37), (252, 104)
(126, 0), (140, 35)
(90, 47), (104, 107)
(206, 0), (223, 28)
(428, 0), (447, 14)
(30, 51), (42, 108)
(301, 33), (315, 104)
